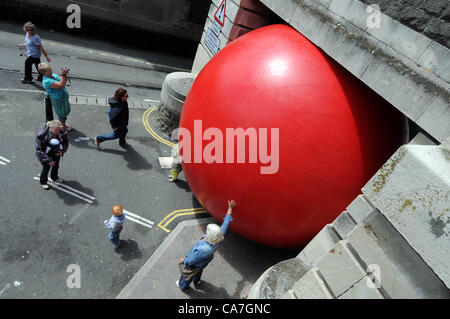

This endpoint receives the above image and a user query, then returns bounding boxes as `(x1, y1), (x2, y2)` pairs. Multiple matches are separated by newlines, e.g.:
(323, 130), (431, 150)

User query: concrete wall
(3, 0), (208, 41)
(259, 0), (449, 143)
(249, 135), (450, 299)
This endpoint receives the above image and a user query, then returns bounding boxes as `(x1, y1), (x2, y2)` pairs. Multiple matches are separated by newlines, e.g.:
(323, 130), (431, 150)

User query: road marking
(74, 137), (90, 142)
(0, 156), (10, 166)
(157, 208), (209, 233)
(0, 88), (43, 94)
(69, 205), (90, 224)
(142, 107), (176, 148)
(123, 209), (155, 225)
(33, 176), (95, 204)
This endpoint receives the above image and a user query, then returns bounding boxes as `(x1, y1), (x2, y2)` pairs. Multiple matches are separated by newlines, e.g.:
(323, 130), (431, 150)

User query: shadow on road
(182, 281), (232, 299)
(115, 239), (142, 261)
(101, 147), (153, 170)
(51, 179), (98, 207)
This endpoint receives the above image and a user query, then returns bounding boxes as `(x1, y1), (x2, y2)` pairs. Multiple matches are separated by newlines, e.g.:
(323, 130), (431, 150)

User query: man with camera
(35, 120), (69, 190)
(38, 63), (72, 131)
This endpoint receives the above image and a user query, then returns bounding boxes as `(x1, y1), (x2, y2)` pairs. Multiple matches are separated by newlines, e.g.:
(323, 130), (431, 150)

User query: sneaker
(21, 78), (33, 84)
(41, 184), (50, 190)
(176, 280), (180, 288)
(194, 281), (201, 288)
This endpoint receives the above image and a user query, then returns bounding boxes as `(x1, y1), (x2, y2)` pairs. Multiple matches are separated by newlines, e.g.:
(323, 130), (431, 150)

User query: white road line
(33, 177), (93, 204)
(48, 178), (96, 201)
(0, 88), (43, 93)
(69, 205), (90, 225)
(125, 215), (153, 229)
(0, 156), (11, 163)
(123, 209), (155, 225)
(0, 161), (6, 166)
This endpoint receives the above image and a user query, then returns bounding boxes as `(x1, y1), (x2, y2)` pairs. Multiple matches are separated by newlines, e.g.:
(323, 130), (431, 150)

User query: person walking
(38, 63), (72, 131)
(20, 22), (51, 83)
(35, 120), (69, 190)
(176, 200), (236, 291)
(95, 88), (130, 149)
(104, 205), (126, 249)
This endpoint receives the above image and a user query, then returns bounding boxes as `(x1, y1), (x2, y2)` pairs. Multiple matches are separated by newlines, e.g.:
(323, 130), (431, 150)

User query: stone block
(332, 211), (357, 239)
(346, 195), (377, 224)
(408, 132), (437, 145)
(417, 41), (450, 83)
(328, 0), (371, 30)
(259, 0), (298, 23)
(423, 17), (450, 48)
(358, 211), (450, 298)
(160, 88), (184, 115)
(338, 276), (384, 299)
(416, 96), (450, 142)
(360, 57), (436, 121)
(191, 43), (212, 74)
(296, 224), (340, 268)
(162, 72), (197, 102)
(316, 240), (367, 297)
(247, 258), (309, 299)
(291, 267), (334, 299)
(366, 10), (432, 61)
(280, 289), (296, 299)
(362, 142), (450, 288)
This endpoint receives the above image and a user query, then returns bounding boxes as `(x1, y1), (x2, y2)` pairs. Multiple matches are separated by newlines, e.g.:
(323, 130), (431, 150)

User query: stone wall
(359, 0), (450, 48)
(249, 136), (450, 299)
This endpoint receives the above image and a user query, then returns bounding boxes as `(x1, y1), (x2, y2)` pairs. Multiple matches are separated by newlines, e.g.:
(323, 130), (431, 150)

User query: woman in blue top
(38, 63), (72, 131)
(20, 22), (51, 83)
(177, 200), (236, 291)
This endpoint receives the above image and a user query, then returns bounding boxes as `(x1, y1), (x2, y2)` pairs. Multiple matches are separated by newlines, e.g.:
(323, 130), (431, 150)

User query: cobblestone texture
(156, 104), (180, 137)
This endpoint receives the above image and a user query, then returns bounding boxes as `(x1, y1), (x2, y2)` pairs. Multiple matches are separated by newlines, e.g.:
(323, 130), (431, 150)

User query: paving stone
(332, 211), (357, 239)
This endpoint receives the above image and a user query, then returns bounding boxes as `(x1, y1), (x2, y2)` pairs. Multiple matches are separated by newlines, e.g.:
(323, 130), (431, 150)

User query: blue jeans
(96, 126), (128, 145)
(109, 229), (122, 248)
(178, 269), (203, 291)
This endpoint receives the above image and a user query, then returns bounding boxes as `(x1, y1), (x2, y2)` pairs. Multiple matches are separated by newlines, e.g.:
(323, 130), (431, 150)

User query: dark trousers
(24, 56), (42, 81)
(40, 156), (60, 185)
(44, 93), (54, 121)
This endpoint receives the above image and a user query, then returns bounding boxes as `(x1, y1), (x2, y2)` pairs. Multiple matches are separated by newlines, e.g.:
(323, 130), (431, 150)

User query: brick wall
(359, 0), (450, 47)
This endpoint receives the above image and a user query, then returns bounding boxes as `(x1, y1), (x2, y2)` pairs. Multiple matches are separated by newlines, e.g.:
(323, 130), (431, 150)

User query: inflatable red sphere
(179, 24), (406, 248)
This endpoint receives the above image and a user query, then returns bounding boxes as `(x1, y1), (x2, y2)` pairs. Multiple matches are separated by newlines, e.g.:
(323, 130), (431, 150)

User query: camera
(61, 67), (70, 73)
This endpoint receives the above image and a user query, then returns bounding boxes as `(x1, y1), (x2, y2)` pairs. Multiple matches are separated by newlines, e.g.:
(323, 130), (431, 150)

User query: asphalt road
(0, 20), (208, 297)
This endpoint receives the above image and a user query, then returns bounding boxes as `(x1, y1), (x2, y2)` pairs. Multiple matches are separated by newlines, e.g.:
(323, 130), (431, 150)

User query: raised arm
(50, 70), (67, 89)
(221, 200), (236, 235)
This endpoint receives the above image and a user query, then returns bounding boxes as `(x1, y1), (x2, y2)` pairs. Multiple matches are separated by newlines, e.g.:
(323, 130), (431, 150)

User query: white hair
(38, 62), (51, 74)
(47, 120), (63, 128)
(205, 224), (224, 245)
(23, 22), (36, 32)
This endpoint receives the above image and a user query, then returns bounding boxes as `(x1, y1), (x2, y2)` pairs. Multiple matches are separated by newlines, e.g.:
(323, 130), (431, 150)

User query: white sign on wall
(211, 19), (222, 37)
(205, 28), (221, 55)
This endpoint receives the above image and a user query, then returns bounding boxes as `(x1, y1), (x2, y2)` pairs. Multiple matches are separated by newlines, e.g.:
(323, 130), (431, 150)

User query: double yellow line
(142, 107), (176, 147)
(157, 208), (209, 233)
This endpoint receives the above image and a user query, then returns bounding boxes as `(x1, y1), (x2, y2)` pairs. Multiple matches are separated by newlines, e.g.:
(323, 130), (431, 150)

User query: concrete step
(296, 224), (341, 268)
(290, 267), (334, 299)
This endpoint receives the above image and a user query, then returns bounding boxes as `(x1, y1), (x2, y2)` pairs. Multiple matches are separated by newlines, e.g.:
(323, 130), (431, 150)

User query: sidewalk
(117, 218), (299, 299)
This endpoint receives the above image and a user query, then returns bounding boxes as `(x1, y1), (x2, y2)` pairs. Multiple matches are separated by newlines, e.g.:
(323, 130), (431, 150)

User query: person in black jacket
(95, 88), (130, 148)
(35, 120), (69, 190)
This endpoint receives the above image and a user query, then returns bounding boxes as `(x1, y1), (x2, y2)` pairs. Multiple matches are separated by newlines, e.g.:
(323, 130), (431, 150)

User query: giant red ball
(179, 25), (406, 248)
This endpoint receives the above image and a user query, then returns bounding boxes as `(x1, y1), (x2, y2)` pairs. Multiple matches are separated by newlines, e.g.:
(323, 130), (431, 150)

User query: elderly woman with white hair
(38, 63), (72, 131)
(20, 22), (51, 83)
(177, 200), (236, 291)
(35, 120), (69, 190)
